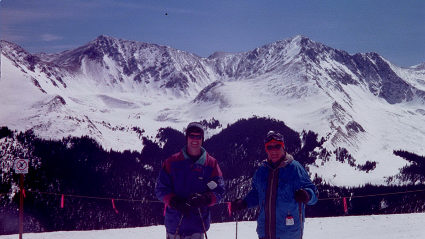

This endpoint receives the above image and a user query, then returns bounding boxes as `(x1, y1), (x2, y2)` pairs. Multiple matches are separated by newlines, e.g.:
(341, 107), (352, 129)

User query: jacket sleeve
(295, 162), (318, 205)
(206, 161), (225, 206)
(155, 161), (175, 206)
(244, 170), (260, 208)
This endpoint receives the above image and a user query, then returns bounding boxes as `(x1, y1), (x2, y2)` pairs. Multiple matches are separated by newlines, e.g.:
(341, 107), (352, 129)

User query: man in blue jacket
(231, 131), (318, 239)
(155, 122), (225, 239)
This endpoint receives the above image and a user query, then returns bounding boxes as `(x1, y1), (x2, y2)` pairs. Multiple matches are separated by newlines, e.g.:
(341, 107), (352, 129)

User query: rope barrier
(1, 188), (425, 204)
(23, 190), (162, 203)
(317, 188), (425, 201)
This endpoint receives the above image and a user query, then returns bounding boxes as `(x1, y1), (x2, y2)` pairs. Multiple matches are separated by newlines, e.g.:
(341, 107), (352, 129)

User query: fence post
(19, 174), (24, 239)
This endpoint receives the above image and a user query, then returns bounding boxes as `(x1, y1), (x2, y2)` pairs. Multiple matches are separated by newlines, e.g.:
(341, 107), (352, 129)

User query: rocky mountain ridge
(1, 35), (424, 186)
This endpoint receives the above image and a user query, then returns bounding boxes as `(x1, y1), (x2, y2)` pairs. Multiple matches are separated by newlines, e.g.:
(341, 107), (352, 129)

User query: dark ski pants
(166, 233), (204, 239)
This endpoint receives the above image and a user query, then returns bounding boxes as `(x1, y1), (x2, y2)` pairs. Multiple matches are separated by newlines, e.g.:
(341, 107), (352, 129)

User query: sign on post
(14, 159), (29, 174)
(13, 158), (29, 239)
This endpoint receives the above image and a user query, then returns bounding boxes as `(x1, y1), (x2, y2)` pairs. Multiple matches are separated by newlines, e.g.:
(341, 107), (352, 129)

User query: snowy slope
(1, 35), (425, 186)
(1, 213), (424, 239)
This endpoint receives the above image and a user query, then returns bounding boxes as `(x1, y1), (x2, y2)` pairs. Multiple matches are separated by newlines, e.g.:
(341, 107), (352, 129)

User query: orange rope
(318, 188), (425, 201)
(2, 188), (425, 204)
(24, 190), (162, 203)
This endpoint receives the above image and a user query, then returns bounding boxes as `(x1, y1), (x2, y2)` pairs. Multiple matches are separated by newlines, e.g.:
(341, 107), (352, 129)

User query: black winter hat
(264, 131), (284, 144)
(185, 122), (204, 138)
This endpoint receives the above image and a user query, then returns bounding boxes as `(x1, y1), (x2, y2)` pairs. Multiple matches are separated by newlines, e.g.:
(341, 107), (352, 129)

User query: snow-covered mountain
(1, 35), (424, 186)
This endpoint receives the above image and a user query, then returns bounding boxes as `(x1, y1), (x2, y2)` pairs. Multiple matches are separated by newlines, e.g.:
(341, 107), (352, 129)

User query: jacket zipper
(267, 169), (276, 239)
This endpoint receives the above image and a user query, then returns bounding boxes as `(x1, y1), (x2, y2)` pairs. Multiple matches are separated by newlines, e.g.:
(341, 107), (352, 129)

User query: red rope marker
(163, 204), (166, 216)
(227, 202), (232, 216)
(112, 199), (119, 214)
(343, 197), (348, 214)
(61, 194), (64, 208)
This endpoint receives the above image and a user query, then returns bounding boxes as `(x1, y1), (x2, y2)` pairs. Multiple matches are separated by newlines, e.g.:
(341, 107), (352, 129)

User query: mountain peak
(291, 35), (311, 43)
(89, 35), (120, 48)
(95, 34), (115, 41)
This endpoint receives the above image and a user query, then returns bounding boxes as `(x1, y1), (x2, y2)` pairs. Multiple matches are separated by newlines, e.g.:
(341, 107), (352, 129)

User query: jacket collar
(264, 153), (294, 169)
(182, 146), (207, 165)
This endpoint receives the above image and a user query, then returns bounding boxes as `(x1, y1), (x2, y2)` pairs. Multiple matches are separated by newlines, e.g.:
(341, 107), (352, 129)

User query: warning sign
(14, 159), (29, 174)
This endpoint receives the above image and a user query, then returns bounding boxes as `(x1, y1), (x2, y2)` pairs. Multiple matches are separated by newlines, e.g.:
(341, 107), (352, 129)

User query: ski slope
(1, 213), (424, 238)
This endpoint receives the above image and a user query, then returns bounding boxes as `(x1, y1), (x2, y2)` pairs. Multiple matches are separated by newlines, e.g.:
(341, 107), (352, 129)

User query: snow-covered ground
(1, 213), (424, 239)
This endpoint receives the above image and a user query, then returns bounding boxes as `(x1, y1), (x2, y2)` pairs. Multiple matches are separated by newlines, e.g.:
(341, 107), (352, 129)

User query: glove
(294, 189), (310, 204)
(187, 193), (212, 208)
(169, 195), (191, 214)
(230, 199), (247, 212)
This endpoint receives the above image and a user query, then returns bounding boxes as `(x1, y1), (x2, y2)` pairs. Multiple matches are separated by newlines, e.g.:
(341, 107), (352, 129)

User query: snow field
(1, 213), (424, 239)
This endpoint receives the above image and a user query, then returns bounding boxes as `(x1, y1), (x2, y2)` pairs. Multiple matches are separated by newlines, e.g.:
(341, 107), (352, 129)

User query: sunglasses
(188, 134), (202, 140)
(266, 144), (283, 150)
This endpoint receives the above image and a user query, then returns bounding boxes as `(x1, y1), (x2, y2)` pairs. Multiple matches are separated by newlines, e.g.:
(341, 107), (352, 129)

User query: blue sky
(0, 0), (424, 67)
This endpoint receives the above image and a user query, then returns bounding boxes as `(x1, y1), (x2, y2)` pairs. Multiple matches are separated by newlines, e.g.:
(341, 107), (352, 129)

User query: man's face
(187, 132), (202, 151)
(265, 141), (285, 163)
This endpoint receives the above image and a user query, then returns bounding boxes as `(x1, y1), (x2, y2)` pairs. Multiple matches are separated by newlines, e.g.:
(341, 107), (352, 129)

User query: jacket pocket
(276, 202), (300, 229)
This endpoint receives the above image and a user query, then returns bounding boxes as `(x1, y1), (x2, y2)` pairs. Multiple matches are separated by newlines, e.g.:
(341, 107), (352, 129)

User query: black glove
(230, 199), (247, 212)
(169, 195), (191, 214)
(187, 193), (212, 208)
(294, 189), (310, 204)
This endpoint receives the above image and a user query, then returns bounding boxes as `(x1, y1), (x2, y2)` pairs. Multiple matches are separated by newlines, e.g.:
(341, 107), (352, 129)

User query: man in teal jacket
(231, 131), (318, 239)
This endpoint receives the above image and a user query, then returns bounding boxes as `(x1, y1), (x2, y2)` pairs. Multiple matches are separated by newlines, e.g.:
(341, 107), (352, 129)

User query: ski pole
(174, 214), (184, 239)
(228, 201), (238, 239)
(235, 219), (238, 239)
(298, 202), (303, 239)
(198, 208), (208, 239)
(298, 202), (303, 224)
